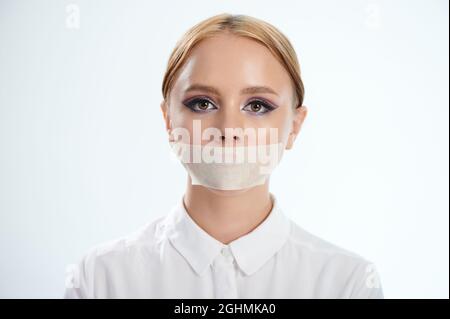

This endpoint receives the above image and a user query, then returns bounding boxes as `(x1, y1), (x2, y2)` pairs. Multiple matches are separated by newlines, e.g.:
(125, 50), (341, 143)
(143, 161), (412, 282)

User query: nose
(220, 134), (238, 146)
(214, 106), (244, 146)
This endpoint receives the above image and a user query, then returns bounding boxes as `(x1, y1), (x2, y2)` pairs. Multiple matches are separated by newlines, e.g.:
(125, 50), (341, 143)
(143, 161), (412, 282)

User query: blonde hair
(161, 13), (305, 108)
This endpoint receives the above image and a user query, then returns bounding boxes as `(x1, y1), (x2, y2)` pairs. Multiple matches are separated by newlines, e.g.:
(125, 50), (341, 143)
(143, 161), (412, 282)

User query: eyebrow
(184, 84), (279, 96)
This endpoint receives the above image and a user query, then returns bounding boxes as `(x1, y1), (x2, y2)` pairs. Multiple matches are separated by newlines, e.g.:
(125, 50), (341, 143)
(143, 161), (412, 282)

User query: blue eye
(242, 99), (276, 115)
(183, 97), (217, 113)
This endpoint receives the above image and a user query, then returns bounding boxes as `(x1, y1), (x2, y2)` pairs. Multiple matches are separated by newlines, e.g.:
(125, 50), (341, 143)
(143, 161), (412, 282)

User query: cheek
(169, 106), (219, 144)
(246, 110), (292, 145)
(169, 104), (195, 132)
(277, 113), (294, 144)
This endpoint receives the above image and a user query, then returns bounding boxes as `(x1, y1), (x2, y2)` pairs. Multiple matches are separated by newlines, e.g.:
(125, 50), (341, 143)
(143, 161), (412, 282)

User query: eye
(242, 99), (276, 115)
(183, 97), (217, 113)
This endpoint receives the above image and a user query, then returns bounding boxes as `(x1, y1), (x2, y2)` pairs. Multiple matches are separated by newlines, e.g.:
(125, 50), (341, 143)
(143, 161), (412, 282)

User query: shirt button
(221, 246), (234, 262)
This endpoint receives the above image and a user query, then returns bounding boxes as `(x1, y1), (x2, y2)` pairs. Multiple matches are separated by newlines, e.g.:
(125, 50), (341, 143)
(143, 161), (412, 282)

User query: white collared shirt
(64, 193), (383, 299)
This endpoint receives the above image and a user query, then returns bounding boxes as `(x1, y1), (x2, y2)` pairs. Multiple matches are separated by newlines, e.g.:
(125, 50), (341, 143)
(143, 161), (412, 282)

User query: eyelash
(183, 96), (277, 115)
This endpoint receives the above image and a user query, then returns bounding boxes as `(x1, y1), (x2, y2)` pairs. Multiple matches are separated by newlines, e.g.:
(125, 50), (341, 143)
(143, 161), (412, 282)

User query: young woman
(64, 13), (383, 299)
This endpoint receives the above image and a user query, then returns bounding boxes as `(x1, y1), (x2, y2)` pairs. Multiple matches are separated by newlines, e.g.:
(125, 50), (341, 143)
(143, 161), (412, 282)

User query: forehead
(173, 33), (293, 95)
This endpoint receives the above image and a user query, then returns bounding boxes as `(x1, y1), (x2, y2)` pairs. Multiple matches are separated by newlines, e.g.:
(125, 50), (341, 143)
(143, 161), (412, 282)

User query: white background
(0, 0), (448, 298)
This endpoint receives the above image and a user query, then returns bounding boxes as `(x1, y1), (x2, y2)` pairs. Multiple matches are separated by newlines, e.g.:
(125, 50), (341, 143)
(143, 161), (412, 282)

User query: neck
(183, 176), (273, 245)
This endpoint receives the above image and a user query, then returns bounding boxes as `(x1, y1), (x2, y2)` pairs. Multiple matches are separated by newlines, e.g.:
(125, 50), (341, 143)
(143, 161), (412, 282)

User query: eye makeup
(243, 96), (278, 115)
(182, 95), (279, 115)
(182, 96), (218, 113)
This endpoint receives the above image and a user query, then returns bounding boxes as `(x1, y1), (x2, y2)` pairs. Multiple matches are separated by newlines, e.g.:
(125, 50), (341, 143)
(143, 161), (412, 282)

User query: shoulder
(64, 214), (167, 298)
(288, 220), (366, 261)
(87, 214), (165, 260)
(284, 219), (384, 298)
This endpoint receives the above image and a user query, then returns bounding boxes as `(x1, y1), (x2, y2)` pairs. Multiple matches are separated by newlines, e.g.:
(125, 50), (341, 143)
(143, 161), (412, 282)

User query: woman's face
(161, 33), (307, 150)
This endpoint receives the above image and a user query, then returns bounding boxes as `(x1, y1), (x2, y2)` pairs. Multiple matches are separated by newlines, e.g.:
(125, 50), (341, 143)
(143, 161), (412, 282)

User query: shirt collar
(163, 193), (291, 277)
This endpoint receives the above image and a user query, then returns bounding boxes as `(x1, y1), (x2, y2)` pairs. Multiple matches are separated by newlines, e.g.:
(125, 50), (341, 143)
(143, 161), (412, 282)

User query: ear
(160, 99), (172, 133)
(286, 105), (308, 150)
